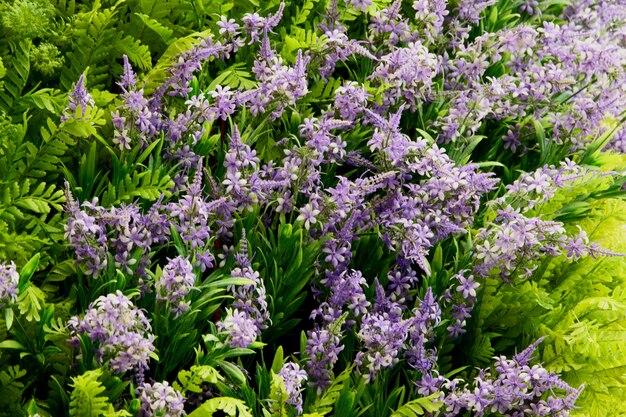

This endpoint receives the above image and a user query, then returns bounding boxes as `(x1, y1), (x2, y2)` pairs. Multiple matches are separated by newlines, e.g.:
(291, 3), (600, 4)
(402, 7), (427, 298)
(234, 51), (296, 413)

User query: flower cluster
(278, 362), (308, 414)
(65, 185), (169, 278)
(474, 207), (595, 282)
(218, 234), (270, 348)
(68, 291), (155, 376)
(137, 381), (185, 417)
(0, 261), (19, 308)
(443, 270), (478, 338)
(61, 73), (95, 122)
(50, 1), (626, 415)
(156, 256), (196, 316)
(435, 339), (581, 416)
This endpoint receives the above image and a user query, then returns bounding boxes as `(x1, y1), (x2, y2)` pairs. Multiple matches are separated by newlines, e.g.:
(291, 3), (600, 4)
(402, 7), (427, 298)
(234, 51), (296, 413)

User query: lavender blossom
(305, 325), (345, 393)
(355, 309), (410, 382)
(61, 73), (95, 122)
(138, 381), (185, 417)
(278, 362), (308, 414)
(156, 257), (196, 316)
(440, 339), (582, 416)
(0, 262), (19, 308)
(217, 308), (258, 348)
(68, 291), (155, 375)
(474, 208), (595, 282)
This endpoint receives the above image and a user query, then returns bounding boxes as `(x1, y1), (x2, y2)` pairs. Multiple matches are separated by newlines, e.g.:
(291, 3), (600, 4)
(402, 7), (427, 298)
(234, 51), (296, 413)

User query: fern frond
(0, 366), (27, 407)
(173, 365), (224, 395)
(60, 3), (120, 90)
(114, 35), (152, 71)
(0, 41), (30, 114)
(188, 396), (253, 417)
(312, 367), (352, 415)
(69, 369), (110, 417)
(390, 394), (442, 417)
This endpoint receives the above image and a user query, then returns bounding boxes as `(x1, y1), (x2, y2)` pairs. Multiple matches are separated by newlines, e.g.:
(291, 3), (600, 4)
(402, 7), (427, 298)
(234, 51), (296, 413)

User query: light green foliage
(188, 397), (253, 417)
(268, 371), (289, 417)
(0, 0), (54, 40)
(477, 196), (626, 417)
(173, 364), (224, 395)
(390, 394), (442, 417)
(31, 44), (65, 77)
(69, 369), (109, 417)
(60, 2), (133, 90)
(0, 41), (30, 114)
(310, 367), (353, 416)
(0, 115), (73, 265)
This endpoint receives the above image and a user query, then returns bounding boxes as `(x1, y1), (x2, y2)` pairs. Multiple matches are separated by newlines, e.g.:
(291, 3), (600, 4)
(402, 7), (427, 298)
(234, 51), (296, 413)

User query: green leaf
(271, 346), (284, 374)
(0, 340), (27, 350)
(19, 253), (40, 288)
(4, 308), (14, 330)
(216, 360), (247, 386)
(312, 367), (353, 415)
(390, 394), (442, 417)
(69, 369), (110, 417)
(17, 285), (45, 322)
(135, 13), (174, 43)
(188, 397), (252, 417)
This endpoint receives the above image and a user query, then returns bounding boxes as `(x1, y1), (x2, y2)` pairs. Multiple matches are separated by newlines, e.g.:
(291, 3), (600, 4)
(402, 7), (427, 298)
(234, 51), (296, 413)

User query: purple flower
(138, 381), (185, 417)
(305, 325), (345, 393)
(346, 0), (372, 12)
(216, 16), (240, 36)
(156, 257), (196, 316)
(61, 73), (95, 122)
(68, 291), (155, 375)
(297, 203), (321, 230)
(0, 261), (19, 308)
(118, 54), (136, 91)
(334, 82), (370, 121)
(456, 274), (479, 299)
(209, 85), (237, 120)
(278, 362), (308, 414)
(356, 309), (410, 382)
(217, 308), (259, 348)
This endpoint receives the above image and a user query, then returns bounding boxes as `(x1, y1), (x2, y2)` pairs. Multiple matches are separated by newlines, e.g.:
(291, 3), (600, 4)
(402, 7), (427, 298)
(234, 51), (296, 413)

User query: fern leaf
(135, 13), (174, 43)
(114, 35), (153, 71)
(188, 397), (253, 417)
(69, 369), (110, 417)
(390, 394), (442, 417)
(312, 367), (352, 415)
(269, 371), (289, 416)
(0, 41), (30, 114)
(0, 365), (27, 407)
(174, 365), (224, 395)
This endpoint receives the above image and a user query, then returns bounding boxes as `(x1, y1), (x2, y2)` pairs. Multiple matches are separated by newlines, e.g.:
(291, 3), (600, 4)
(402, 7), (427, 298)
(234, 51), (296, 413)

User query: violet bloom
(118, 54), (136, 91)
(138, 381), (185, 417)
(209, 85), (237, 120)
(305, 326), (345, 393)
(406, 288), (441, 371)
(346, 0), (372, 12)
(217, 308), (258, 348)
(219, 234), (270, 347)
(278, 362), (308, 414)
(61, 73), (95, 122)
(156, 256), (196, 316)
(216, 16), (240, 36)
(297, 203), (321, 230)
(0, 261), (19, 308)
(334, 81), (370, 121)
(68, 291), (155, 376)
(356, 309), (410, 382)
